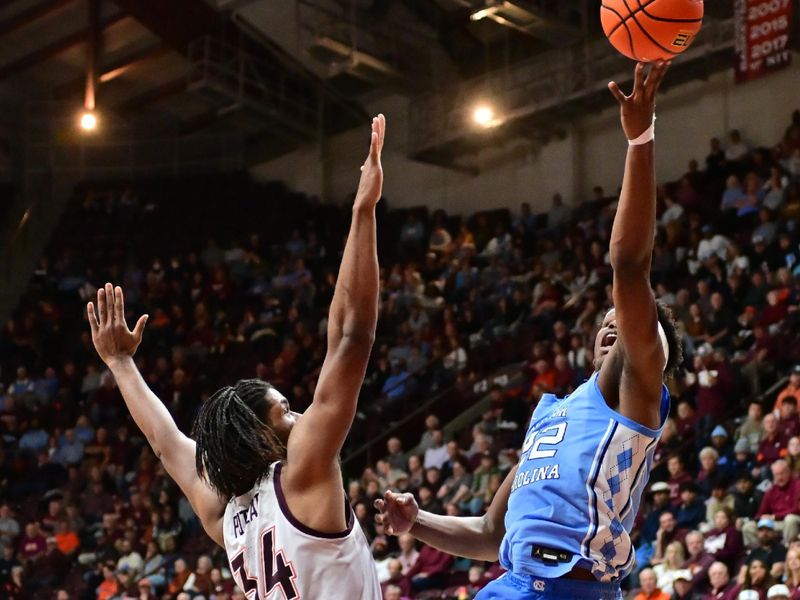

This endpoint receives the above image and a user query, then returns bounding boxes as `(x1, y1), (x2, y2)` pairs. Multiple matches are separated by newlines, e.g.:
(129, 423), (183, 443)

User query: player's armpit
(156, 429), (226, 547)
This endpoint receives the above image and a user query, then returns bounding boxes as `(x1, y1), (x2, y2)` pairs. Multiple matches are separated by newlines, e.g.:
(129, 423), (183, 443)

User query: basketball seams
(620, 0), (681, 56)
(601, 0), (660, 39)
(636, 0), (703, 23)
(602, 3), (640, 61)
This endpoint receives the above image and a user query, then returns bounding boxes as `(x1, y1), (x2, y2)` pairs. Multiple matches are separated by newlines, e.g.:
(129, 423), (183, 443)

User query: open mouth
(601, 333), (617, 349)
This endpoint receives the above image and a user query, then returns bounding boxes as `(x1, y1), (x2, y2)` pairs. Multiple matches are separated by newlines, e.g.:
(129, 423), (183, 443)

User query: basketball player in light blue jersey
(375, 61), (683, 600)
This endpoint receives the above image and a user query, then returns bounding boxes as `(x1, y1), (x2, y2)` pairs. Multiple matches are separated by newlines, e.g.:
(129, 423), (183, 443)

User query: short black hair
(193, 379), (286, 499)
(656, 301), (683, 379)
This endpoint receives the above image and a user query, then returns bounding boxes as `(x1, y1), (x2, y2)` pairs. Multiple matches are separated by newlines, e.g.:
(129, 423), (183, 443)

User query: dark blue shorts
(475, 572), (623, 600)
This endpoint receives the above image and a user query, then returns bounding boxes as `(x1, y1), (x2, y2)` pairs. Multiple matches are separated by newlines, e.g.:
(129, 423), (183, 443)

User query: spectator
(745, 461), (800, 547)
(726, 130), (750, 163)
(765, 584), (790, 600)
(757, 415), (786, 466)
(405, 543), (453, 593)
(782, 547), (800, 594)
(739, 558), (774, 599)
(397, 533), (419, 575)
(775, 366), (800, 413)
(672, 570), (698, 600)
(381, 558), (411, 598)
(745, 520), (787, 570)
(705, 508), (744, 571)
(635, 567), (671, 600)
(703, 561), (737, 600)
(0, 505), (19, 549)
(678, 484), (707, 531)
(653, 541), (686, 595)
(423, 430), (448, 470)
(683, 530), (715, 593)
(385, 438), (406, 471)
(733, 476), (764, 522)
(668, 456), (694, 506)
(418, 415), (441, 453)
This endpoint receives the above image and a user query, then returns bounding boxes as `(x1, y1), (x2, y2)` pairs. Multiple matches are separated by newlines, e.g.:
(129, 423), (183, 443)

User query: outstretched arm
(87, 284), (225, 546)
(375, 465), (516, 561)
(600, 62), (669, 429)
(284, 116), (384, 486)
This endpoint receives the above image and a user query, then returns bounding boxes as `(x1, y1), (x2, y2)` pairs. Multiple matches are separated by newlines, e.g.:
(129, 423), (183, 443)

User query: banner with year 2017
(734, 0), (795, 83)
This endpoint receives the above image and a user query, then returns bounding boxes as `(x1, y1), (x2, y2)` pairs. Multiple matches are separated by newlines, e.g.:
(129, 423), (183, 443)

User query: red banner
(735, 0), (794, 83)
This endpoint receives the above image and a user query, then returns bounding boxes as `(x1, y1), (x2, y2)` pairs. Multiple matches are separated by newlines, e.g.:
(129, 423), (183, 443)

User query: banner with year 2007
(734, 0), (795, 83)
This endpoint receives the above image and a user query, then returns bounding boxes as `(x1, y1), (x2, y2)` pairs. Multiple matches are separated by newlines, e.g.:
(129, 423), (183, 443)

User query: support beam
(0, 0), (76, 38)
(0, 12), (127, 81)
(114, 78), (186, 115)
(84, 0), (100, 111)
(53, 44), (168, 99)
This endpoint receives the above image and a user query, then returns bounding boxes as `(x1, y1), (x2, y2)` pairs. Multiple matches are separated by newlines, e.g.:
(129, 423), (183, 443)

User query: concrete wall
(251, 60), (800, 214)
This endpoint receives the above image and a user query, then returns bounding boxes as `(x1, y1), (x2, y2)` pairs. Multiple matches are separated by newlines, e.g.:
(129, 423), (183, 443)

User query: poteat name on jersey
(232, 493), (260, 538)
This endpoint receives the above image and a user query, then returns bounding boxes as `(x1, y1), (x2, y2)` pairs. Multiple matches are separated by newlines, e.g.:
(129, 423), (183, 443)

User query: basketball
(601, 0), (704, 62)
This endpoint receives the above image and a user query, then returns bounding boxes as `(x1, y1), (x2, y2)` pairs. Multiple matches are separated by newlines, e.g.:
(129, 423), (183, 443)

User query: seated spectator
(653, 541), (686, 595)
(437, 459), (472, 506)
(777, 398), (800, 442)
(672, 570), (697, 600)
(699, 448), (731, 496)
(726, 130), (750, 164)
(635, 567), (670, 600)
(738, 558), (775, 599)
(703, 561), (737, 600)
(405, 543), (454, 592)
(683, 529), (715, 594)
(745, 520), (788, 571)
(397, 533), (419, 575)
(757, 415), (786, 466)
(706, 481), (736, 530)
(418, 414), (441, 453)
(765, 584), (791, 600)
(385, 437), (406, 471)
(705, 508), (744, 572)
(739, 402), (765, 455)
(746, 460), (800, 547)
(775, 367), (800, 414)
(652, 511), (689, 569)
(381, 558), (411, 598)
(734, 476), (764, 522)
(678, 484), (707, 531)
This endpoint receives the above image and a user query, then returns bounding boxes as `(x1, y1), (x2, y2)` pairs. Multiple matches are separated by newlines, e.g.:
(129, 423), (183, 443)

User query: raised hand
(354, 114), (385, 210)
(87, 283), (148, 366)
(608, 61), (670, 141)
(374, 490), (418, 536)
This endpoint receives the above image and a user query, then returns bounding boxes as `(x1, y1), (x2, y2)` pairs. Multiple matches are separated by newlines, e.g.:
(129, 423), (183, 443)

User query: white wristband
(628, 115), (656, 146)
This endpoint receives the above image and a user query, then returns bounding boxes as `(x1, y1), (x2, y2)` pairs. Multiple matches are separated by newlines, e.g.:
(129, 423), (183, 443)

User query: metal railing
(409, 18), (736, 155)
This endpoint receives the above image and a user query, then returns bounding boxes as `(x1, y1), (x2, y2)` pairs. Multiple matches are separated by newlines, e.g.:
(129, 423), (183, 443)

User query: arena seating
(1, 109), (800, 600)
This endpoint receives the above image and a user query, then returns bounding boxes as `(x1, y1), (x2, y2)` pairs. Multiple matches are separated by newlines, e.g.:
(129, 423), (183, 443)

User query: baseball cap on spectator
(650, 482), (670, 494)
(758, 518), (775, 530)
(739, 591), (761, 600)
(735, 438), (750, 454)
(673, 570), (692, 582)
(711, 425), (728, 439)
(767, 584), (791, 599)
(753, 234), (766, 245)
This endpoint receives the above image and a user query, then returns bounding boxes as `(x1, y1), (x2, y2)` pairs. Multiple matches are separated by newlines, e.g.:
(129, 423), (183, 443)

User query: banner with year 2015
(734, 0), (794, 83)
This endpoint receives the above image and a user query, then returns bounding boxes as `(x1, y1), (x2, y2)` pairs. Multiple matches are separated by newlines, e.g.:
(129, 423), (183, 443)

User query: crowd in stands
(0, 107), (799, 599)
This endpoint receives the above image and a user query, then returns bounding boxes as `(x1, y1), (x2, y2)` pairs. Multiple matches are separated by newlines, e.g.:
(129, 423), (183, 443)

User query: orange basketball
(601, 0), (704, 62)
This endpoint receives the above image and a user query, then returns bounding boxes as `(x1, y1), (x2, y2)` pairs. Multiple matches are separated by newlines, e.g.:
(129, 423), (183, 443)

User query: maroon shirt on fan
(757, 477), (800, 519)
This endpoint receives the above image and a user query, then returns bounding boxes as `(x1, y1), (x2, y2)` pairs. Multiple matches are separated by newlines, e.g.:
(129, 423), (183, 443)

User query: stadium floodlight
(473, 105), (496, 128)
(80, 111), (97, 131)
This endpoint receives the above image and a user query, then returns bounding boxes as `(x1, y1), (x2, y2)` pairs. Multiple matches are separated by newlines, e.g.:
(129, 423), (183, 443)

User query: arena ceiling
(0, 0), (736, 165)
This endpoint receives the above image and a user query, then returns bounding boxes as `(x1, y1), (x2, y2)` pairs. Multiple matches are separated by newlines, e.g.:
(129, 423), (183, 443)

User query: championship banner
(735, 0), (795, 83)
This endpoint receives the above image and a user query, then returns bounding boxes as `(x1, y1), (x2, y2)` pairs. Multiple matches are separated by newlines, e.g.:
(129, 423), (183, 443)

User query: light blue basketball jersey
(499, 372), (669, 583)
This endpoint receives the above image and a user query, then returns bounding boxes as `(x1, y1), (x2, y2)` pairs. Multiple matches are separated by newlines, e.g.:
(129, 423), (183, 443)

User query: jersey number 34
(230, 528), (298, 599)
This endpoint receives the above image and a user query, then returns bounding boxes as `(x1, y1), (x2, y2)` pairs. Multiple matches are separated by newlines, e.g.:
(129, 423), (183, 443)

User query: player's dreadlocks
(193, 379), (287, 499)
(656, 301), (683, 379)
